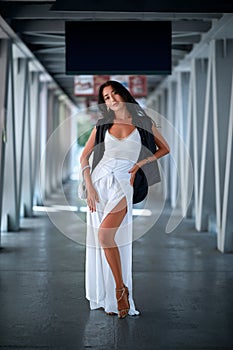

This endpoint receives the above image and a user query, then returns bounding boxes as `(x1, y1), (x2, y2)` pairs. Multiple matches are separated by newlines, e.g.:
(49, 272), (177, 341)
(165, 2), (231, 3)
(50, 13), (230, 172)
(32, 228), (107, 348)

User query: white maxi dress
(85, 127), (141, 315)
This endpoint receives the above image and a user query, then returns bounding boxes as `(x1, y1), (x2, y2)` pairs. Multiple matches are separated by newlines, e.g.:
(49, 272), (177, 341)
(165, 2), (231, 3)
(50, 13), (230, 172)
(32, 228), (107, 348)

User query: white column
(30, 71), (41, 206)
(192, 58), (213, 231)
(1, 42), (18, 230)
(212, 39), (233, 252)
(167, 80), (178, 209)
(38, 80), (48, 204)
(0, 39), (10, 234)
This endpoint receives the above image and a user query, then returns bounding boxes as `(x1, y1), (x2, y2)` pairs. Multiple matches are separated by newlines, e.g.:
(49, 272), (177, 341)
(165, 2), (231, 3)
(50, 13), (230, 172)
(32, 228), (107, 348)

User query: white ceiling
(0, 0), (227, 106)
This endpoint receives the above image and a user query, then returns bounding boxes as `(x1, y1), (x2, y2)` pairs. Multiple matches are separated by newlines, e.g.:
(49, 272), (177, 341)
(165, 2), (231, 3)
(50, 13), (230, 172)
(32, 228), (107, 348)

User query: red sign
(93, 75), (110, 96)
(129, 75), (147, 97)
(74, 76), (94, 95)
(74, 75), (147, 97)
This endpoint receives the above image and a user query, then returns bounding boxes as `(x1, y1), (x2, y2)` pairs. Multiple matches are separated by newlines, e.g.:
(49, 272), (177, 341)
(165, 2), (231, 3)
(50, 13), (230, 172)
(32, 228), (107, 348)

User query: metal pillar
(212, 39), (233, 252)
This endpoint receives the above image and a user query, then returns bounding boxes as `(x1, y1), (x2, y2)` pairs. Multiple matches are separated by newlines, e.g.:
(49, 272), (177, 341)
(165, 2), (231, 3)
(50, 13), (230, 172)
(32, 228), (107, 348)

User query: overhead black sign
(65, 21), (172, 75)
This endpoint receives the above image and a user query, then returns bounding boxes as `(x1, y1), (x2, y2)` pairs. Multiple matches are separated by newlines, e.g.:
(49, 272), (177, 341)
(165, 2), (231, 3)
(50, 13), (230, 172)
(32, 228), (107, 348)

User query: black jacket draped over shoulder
(91, 114), (161, 204)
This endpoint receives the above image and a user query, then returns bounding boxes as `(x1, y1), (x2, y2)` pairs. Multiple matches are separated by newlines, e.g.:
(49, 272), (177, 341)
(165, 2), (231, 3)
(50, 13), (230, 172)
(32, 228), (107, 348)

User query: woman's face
(102, 85), (125, 112)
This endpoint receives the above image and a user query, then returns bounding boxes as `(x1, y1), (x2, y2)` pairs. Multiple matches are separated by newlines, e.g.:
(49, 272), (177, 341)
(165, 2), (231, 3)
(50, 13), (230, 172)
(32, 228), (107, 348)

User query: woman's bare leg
(98, 197), (130, 317)
(98, 197), (127, 290)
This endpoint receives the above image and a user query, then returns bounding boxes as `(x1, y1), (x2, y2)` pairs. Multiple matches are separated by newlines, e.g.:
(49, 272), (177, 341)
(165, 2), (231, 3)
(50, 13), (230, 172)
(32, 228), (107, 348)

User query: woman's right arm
(80, 126), (96, 176)
(79, 126), (99, 211)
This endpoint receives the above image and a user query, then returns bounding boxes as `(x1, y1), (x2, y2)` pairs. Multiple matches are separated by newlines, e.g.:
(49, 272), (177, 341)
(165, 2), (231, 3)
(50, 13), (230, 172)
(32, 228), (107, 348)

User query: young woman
(80, 80), (170, 318)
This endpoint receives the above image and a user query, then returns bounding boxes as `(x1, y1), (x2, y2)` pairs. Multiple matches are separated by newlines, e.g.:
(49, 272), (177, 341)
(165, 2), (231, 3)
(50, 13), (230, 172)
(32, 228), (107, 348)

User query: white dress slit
(85, 127), (141, 315)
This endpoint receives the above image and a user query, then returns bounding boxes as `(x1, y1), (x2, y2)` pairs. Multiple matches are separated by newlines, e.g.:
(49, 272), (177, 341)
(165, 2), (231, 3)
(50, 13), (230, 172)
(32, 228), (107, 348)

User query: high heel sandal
(116, 285), (130, 319)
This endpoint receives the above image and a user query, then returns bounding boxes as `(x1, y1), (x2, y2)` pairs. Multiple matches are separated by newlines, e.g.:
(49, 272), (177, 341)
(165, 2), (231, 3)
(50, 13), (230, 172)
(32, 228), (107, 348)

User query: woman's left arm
(128, 124), (170, 185)
(137, 124), (170, 167)
(150, 124), (170, 160)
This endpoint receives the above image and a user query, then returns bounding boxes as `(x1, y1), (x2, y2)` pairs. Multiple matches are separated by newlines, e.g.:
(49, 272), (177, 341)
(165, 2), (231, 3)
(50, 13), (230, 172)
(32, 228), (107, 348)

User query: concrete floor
(0, 180), (233, 350)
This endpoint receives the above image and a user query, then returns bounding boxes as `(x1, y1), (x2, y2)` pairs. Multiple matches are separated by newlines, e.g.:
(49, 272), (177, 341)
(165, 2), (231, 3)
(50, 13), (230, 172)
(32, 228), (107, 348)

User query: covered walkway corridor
(0, 4), (233, 350)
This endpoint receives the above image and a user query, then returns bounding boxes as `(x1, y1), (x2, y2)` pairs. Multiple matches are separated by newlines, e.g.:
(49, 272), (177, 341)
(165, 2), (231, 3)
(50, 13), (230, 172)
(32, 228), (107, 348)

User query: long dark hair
(97, 80), (149, 123)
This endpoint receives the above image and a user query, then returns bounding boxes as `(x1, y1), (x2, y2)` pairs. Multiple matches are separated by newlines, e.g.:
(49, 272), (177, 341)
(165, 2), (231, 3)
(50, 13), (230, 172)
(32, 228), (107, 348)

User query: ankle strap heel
(115, 285), (129, 319)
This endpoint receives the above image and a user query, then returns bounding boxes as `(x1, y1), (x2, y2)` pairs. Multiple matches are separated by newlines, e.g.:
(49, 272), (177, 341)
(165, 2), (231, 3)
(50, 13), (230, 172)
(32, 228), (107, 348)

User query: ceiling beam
(172, 35), (201, 44)
(36, 52), (65, 61)
(46, 62), (65, 68)
(35, 47), (188, 62)
(11, 19), (65, 33)
(0, 3), (223, 20)
(172, 49), (187, 57)
(172, 20), (212, 33)
(22, 33), (201, 45)
(33, 46), (65, 54)
(11, 18), (213, 34)
(21, 34), (65, 44)
(50, 0), (233, 12)
(53, 74), (74, 79)
(21, 32), (202, 45)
